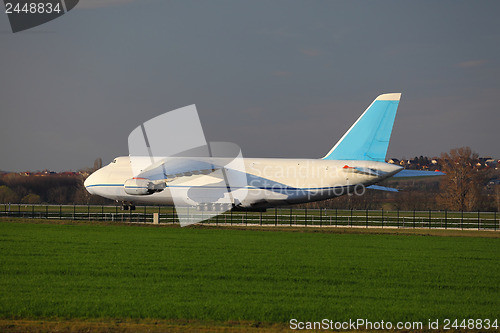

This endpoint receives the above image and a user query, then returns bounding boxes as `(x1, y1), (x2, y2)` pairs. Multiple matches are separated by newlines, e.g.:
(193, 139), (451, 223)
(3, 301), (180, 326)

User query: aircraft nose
(84, 171), (98, 195)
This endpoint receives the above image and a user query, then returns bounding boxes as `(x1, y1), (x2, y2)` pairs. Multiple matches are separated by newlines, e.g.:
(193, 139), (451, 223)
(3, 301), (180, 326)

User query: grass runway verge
(0, 219), (499, 331)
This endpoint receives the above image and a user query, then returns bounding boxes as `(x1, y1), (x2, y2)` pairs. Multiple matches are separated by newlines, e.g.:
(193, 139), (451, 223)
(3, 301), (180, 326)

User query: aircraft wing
(136, 157), (220, 181)
(392, 170), (445, 178)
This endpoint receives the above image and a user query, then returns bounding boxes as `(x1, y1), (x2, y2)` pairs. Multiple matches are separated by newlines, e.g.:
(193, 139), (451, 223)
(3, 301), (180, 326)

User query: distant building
(485, 159), (497, 167)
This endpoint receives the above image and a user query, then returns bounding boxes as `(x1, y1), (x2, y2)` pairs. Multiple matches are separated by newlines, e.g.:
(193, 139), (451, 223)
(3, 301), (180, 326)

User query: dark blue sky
(1, 0), (499, 171)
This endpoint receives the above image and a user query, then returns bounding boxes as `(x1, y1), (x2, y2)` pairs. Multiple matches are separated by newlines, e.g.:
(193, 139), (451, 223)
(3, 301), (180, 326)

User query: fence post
(397, 209), (399, 228)
(245, 211), (248, 226)
(461, 210), (464, 230)
(445, 210), (447, 229)
(320, 208), (322, 227)
(290, 208), (292, 226)
(260, 211), (262, 226)
(32, 205), (34, 219)
(413, 210), (415, 229)
(350, 208), (353, 227)
(381, 209), (384, 228)
(335, 208), (337, 227)
(275, 208), (277, 226)
(46, 205), (48, 219)
(305, 208), (307, 227)
(429, 210), (431, 229)
(366, 209), (368, 228)
(495, 211), (497, 231)
(477, 210), (480, 230)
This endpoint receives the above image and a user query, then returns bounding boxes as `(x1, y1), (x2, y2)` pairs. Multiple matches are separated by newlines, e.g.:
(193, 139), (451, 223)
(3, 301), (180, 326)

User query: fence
(1, 204), (499, 230)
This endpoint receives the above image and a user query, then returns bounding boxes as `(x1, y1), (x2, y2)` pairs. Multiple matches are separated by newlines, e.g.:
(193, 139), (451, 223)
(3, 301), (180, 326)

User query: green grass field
(0, 220), (499, 327)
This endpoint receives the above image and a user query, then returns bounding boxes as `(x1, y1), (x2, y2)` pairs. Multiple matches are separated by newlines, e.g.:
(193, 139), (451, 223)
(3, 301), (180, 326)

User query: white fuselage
(84, 156), (402, 209)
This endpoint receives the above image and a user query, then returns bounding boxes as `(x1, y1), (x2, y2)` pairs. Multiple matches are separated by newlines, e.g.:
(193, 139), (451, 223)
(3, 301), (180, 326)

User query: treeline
(305, 176), (499, 212)
(0, 173), (111, 205)
(303, 178), (445, 211)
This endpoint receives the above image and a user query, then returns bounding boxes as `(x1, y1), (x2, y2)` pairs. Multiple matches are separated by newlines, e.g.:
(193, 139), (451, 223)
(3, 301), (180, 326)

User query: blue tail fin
(323, 93), (401, 162)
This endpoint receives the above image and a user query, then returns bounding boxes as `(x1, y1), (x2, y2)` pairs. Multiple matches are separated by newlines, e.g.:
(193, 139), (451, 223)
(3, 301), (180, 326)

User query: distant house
(488, 179), (500, 186)
(60, 171), (78, 176)
(387, 158), (400, 164)
(485, 159), (497, 167)
(478, 157), (492, 167)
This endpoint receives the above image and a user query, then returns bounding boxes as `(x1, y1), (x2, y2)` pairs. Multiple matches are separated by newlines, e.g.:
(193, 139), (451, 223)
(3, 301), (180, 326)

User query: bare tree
(438, 147), (485, 211)
(93, 158), (103, 171)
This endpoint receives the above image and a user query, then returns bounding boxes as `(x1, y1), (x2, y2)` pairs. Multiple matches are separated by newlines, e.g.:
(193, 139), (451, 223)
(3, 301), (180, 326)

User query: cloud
(300, 48), (321, 57)
(456, 59), (488, 68)
(77, 0), (137, 9)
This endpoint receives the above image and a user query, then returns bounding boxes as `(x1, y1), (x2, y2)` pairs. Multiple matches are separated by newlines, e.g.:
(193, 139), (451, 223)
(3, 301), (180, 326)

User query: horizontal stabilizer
(393, 170), (445, 178)
(367, 185), (399, 192)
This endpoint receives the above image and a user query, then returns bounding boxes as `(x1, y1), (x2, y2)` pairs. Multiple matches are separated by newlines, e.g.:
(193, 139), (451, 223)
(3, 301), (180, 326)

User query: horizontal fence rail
(1, 204), (499, 231)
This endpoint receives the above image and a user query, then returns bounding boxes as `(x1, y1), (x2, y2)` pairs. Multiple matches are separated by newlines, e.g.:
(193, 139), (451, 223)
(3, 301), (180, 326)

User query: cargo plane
(84, 93), (441, 213)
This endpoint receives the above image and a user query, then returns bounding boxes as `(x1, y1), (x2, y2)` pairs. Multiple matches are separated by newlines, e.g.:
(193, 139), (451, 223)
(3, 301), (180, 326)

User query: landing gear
(121, 202), (136, 211)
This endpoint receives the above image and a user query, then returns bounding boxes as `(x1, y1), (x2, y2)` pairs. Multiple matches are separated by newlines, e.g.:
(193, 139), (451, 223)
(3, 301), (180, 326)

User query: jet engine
(124, 178), (164, 195)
